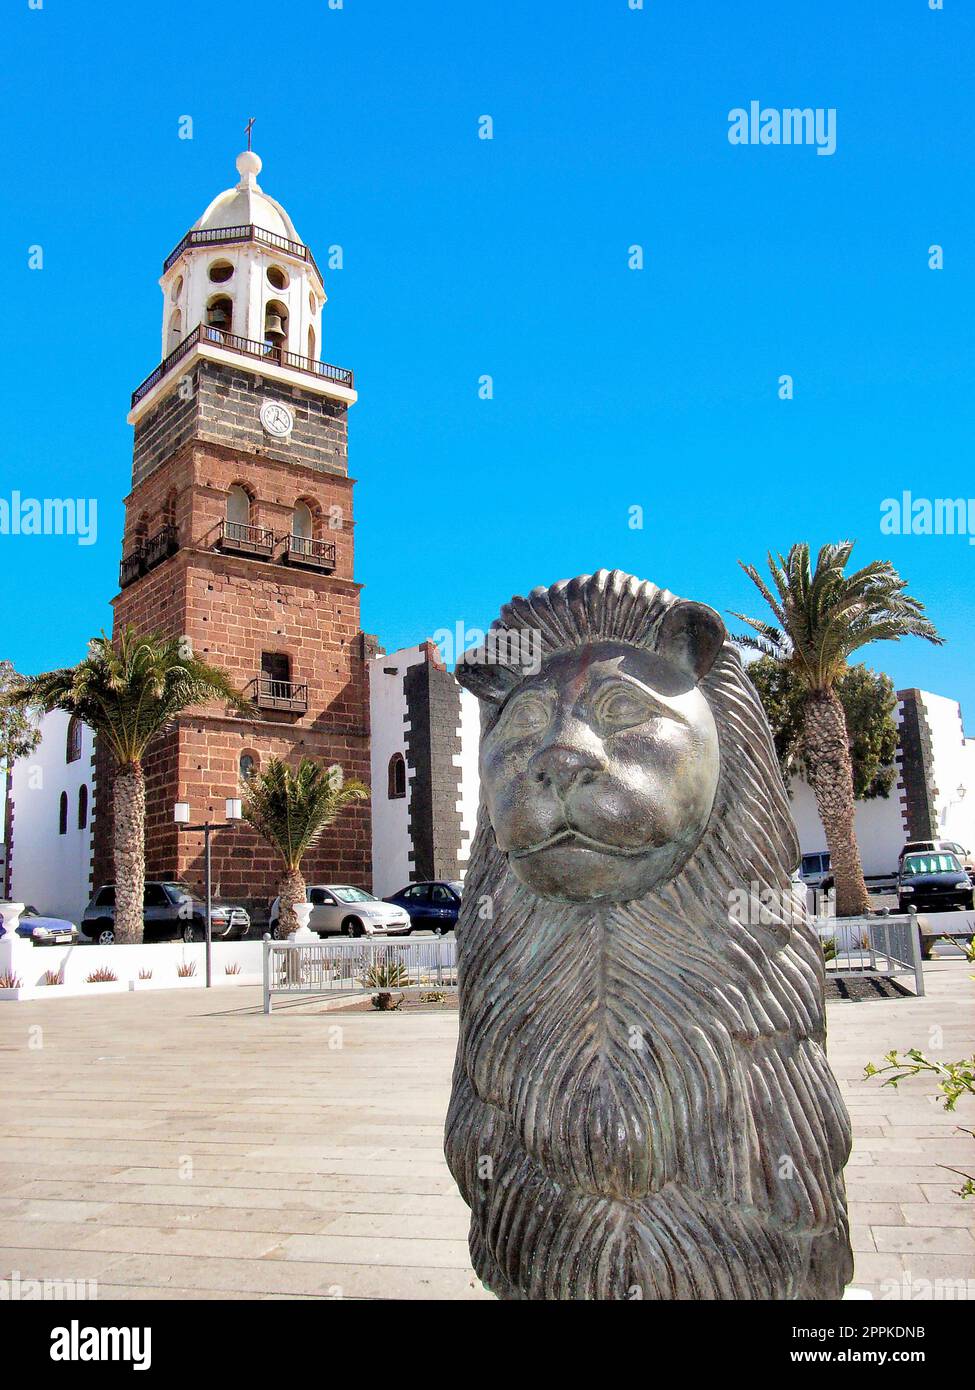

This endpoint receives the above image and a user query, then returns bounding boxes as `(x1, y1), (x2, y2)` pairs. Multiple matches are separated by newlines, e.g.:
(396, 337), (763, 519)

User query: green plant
(176, 960), (197, 978)
(864, 1050), (975, 1197)
(5, 630), (249, 943)
(733, 542), (942, 916)
(43, 968), (64, 986)
(86, 967), (118, 983)
(361, 957), (411, 989)
(224, 961), (241, 975)
(0, 973), (22, 989)
(821, 937), (837, 963)
(241, 757), (368, 936)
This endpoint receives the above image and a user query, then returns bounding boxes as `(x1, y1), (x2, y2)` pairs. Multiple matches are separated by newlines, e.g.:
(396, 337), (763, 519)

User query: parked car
(897, 851), (975, 914)
(81, 882), (250, 945)
(899, 839), (975, 883)
(268, 885), (411, 938)
(383, 881), (462, 934)
(15, 906), (80, 946)
(799, 851), (833, 893)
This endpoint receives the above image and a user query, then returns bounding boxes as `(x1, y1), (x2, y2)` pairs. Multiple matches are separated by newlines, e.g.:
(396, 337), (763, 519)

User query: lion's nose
(530, 743), (603, 794)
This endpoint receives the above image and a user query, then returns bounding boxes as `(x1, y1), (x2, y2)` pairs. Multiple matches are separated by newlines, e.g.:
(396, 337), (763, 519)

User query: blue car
(16, 906), (80, 945)
(383, 881), (462, 934)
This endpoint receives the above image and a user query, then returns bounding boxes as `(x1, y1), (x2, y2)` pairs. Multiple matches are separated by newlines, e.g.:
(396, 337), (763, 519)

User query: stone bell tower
(91, 144), (373, 913)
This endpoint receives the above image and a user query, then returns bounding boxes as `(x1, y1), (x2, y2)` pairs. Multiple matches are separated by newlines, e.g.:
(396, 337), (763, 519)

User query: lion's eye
(499, 691), (553, 738)
(593, 684), (660, 732)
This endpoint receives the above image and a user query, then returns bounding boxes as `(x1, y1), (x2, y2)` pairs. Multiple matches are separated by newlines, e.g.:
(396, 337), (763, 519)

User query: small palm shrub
(224, 961), (241, 975)
(176, 960), (197, 978)
(371, 990), (402, 1011)
(86, 967), (118, 983)
(0, 973), (23, 989)
(44, 968), (64, 986)
(362, 958), (411, 990)
(821, 937), (838, 963)
(138, 968), (153, 980)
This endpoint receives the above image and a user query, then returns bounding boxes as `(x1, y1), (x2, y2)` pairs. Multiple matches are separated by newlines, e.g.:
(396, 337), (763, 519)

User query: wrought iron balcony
(119, 549), (145, 589)
(247, 676), (308, 713)
(131, 322), (354, 408)
(283, 534), (337, 572)
(217, 519), (275, 559)
(162, 223), (323, 284)
(143, 523), (180, 571)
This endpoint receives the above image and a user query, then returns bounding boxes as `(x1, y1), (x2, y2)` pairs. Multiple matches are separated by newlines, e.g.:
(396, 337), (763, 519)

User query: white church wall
(369, 645), (426, 898)
(9, 710), (94, 924)
(919, 691), (975, 851)
(788, 775), (903, 878)
(455, 687), (481, 873)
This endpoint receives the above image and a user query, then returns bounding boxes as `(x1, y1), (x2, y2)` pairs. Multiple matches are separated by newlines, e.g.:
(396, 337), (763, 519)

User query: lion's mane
(445, 570), (853, 1300)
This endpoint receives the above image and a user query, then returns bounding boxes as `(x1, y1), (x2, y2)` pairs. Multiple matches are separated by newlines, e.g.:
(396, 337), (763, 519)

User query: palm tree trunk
(802, 689), (871, 918)
(277, 866), (307, 937)
(113, 762), (145, 944)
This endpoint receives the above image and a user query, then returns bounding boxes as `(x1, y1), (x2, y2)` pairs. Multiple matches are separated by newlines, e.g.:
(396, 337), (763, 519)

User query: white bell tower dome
(157, 148), (327, 372)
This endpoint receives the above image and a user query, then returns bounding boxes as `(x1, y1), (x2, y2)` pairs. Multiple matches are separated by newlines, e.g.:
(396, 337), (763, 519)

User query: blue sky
(3, 0), (973, 714)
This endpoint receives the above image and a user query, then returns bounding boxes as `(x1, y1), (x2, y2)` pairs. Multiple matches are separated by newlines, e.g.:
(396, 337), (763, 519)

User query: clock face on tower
(260, 400), (294, 438)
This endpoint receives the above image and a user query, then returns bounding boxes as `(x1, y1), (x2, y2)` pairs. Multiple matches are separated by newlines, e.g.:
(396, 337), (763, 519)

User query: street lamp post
(173, 799), (242, 988)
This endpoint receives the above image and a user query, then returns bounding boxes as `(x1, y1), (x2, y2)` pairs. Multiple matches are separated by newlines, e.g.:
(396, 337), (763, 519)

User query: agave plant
(240, 757), (369, 936)
(5, 629), (250, 943)
(733, 542), (943, 917)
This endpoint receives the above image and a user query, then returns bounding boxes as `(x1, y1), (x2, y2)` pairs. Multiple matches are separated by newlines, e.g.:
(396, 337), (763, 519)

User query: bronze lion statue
(444, 569), (853, 1300)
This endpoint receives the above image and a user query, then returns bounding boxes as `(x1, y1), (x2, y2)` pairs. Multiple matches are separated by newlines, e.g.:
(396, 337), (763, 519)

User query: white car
(268, 885), (411, 938)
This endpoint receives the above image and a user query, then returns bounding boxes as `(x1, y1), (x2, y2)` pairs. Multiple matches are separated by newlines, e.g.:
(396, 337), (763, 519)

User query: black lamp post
(173, 799), (242, 988)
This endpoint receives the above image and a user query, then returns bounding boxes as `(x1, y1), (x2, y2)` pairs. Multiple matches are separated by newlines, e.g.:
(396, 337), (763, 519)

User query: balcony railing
(217, 519), (275, 558)
(119, 549), (145, 589)
(119, 523), (181, 588)
(162, 223), (324, 284)
(247, 677), (308, 713)
(143, 522), (180, 570)
(284, 534), (337, 571)
(131, 323), (354, 408)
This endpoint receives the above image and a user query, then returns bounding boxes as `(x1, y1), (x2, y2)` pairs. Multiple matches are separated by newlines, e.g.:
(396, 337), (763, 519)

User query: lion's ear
(454, 648), (522, 705)
(655, 600), (726, 682)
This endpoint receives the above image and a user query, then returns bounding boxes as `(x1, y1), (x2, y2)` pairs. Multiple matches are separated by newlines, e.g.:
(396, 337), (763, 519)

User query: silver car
(269, 884), (411, 938)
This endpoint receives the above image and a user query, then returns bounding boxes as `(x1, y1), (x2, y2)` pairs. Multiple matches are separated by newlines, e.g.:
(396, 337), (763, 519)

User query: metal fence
(262, 936), (458, 1014)
(817, 913), (925, 996)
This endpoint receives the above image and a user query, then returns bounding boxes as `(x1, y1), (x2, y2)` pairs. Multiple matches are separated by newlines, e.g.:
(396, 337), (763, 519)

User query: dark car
(897, 852), (975, 914)
(81, 882), (250, 945)
(383, 880), (462, 934)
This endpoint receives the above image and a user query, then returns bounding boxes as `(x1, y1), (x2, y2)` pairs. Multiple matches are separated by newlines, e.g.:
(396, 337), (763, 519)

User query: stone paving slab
(0, 958), (971, 1301)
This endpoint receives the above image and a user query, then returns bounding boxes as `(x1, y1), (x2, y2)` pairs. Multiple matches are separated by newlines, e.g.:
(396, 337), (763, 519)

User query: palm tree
(5, 629), (250, 943)
(240, 757), (369, 936)
(733, 542), (943, 917)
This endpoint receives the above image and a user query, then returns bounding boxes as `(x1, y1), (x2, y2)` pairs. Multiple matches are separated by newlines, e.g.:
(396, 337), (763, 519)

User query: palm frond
(241, 758), (369, 872)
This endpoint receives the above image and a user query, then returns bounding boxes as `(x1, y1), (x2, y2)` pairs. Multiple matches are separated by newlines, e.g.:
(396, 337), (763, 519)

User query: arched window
(388, 753), (407, 800)
(78, 785), (88, 830)
(168, 309), (182, 353)
(206, 294), (233, 335)
(66, 715), (82, 764)
(292, 501), (313, 540)
(307, 324), (316, 361)
(58, 791), (68, 836)
(239, 751), (257, 782)
(226, 485), (251, 538)
(264, 299), (288, 347)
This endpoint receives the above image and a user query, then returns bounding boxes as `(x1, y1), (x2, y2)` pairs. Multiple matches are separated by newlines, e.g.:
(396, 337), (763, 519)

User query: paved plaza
(0, 956), (971, 1301)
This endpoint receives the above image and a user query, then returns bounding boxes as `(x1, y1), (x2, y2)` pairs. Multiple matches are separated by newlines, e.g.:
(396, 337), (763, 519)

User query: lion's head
(446, 570), (852, 1301)
(461, 599), (724, 903)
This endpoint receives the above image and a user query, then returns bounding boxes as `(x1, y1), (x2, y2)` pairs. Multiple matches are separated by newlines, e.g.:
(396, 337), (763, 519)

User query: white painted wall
(919, 691), (975, 852)
(369, 645), (426, 898)
(789, 775), (903, 877)
(456, 688), (481, 874)
(9, 710), (94, 924)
